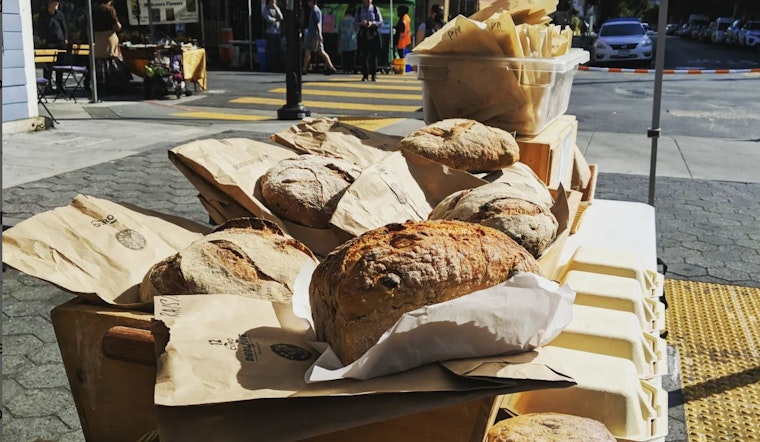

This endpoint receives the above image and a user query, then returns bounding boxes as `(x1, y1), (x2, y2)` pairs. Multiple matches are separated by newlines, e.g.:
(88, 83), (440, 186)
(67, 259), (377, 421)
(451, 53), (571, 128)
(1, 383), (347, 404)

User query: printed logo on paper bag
(115, 229), (147, 250)
(271, 343), (312, 361)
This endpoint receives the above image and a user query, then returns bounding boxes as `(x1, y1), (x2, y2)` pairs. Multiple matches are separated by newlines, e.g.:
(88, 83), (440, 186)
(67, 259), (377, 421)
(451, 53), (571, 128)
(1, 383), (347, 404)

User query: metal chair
(33, 49), (60, 124)
(52, 44), (90, 103)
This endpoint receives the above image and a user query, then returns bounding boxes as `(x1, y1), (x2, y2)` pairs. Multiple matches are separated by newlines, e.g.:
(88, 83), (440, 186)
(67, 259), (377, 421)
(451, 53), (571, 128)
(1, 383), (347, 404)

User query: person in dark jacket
(37, 0), (68, 90)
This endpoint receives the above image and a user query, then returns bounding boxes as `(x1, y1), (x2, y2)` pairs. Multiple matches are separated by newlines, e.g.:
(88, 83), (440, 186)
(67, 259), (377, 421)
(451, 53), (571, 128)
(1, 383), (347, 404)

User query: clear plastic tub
(548, 305), (668, 379)
(406, 49), (590, 136)
(557, 245), (664, 300)
(501, 347), (668, 442)
(561, 270), (666, 333)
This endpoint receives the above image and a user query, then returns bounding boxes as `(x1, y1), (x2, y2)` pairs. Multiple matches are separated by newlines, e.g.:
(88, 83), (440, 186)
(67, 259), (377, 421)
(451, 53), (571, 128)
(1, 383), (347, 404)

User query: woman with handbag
(354, 0), (383, 81)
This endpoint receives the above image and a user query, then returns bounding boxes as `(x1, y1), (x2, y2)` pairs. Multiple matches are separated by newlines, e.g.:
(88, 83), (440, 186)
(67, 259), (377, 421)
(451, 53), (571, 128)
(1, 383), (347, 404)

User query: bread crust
(486, 413), (616, 442)
(309, 219), (540, 365)
(140, 217), (316, 303)
(428, 182), (558, 258)
(260, 155), (362, 228)
(396, 119), (520, 172)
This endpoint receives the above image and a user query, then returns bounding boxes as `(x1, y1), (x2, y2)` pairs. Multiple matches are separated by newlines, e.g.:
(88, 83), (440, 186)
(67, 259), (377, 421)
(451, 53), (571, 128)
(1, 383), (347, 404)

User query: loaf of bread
(260, 154), (362, 228)
(486, 413), (616, 442)
(139, 218), (316, 303)
(396, 119), (520, 172)
(309, 219), (540, 365)
(428, 182), (558, 258)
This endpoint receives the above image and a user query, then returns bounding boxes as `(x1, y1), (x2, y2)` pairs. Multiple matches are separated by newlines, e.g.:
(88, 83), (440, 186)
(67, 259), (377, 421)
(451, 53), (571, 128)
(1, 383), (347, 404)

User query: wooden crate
(51, 298), (156, 442)
(516, 115), (578, 189)
(51, 299), (504, 442)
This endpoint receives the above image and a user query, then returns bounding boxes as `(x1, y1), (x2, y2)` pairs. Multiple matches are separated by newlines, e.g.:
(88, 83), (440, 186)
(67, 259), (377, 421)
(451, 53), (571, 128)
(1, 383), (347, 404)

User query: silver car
(592, 19), (654, 66)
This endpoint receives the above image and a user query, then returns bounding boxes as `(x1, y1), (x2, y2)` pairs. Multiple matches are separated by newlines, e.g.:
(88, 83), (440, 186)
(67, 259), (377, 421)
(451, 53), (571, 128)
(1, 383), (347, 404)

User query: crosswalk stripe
(324, 75), (420, 84)
(172, 111), (271, 121)
(231, 96), (420, 112)
(269, 87), (421, 100)
(301, 81), (421, 91)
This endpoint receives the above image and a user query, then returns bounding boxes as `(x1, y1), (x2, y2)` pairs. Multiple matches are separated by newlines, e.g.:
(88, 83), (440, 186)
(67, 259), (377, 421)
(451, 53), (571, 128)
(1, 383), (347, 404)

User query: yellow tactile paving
(230, 96), (419, 112)
(665, 279), (760, 441)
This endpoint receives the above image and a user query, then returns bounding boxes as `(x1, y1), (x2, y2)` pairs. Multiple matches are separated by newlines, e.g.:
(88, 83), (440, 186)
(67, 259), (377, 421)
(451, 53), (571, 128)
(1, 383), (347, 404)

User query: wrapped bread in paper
(470, 0), (558, 22)
(426, 60), (526, 122)
(484, 11), (523, 57)
(413, 15), (503, 55)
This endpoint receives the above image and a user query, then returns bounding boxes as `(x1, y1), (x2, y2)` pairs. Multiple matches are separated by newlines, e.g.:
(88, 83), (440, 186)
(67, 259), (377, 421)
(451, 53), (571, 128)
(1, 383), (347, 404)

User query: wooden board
(516, 115), (578, 189)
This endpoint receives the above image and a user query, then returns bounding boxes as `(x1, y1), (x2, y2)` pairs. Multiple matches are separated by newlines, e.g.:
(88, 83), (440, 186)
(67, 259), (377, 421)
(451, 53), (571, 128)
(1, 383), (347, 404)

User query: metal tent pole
(148, 0), (155, 36)
(200, 0), (206, 45)
(647, 0), (669, 207)
(248, 0), (254, 70)
(86, 0), (99, 103)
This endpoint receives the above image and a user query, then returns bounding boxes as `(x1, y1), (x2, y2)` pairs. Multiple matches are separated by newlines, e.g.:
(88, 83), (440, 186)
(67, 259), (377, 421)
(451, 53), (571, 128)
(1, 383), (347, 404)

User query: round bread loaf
(396, 119), (520, 172)
(260, 154), (362, 228)
(309, 219), (540, 365)
(486, 413), (616, 442)
(139, 218), (317, 303)
(428, 182), (558, 258)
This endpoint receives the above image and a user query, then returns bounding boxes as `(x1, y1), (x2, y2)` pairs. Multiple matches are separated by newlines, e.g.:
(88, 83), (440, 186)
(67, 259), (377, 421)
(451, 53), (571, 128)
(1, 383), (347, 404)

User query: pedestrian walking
(92, 0), (122, 58)
(415, 3), (443, 46)
(394, 5), (411, 59)
(262, 0), (284, 71)
(302, 0), (338, 75)
(355, 0), (383, 81)
(338, 8), (358, 73)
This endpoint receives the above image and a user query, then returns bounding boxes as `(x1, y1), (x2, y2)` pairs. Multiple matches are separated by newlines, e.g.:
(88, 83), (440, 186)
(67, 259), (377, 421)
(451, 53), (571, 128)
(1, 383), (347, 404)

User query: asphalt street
(3, 66), (760, 441)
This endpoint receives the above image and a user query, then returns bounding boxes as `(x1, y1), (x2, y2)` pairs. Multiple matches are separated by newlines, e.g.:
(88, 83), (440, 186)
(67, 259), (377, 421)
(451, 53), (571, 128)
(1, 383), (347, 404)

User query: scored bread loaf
(396, 119), (520, 172)
(486, 413), (616, 442)
(428, 182), (558, 258)
(139, 218), (317, 303)
(309, 219), (540, 365)
(260, 154), (362, 228)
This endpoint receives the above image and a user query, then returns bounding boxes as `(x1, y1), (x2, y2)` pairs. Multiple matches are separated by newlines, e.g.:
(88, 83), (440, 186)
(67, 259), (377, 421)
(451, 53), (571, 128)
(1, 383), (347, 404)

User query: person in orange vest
(393, 5), (412, 59)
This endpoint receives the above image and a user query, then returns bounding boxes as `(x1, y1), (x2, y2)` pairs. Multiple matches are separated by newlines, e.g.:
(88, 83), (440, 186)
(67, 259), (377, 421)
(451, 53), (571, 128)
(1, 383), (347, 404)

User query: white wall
(2, 0), (38, 122)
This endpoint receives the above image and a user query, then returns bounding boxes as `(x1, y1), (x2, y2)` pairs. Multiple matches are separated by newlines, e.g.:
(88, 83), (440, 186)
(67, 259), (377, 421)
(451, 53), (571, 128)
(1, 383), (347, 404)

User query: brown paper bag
(413, 15), (504, 55)
(169, 138), (359, 257)
(1, 195), (209, 308)
(153, 294), (574, 441)
(470, 0), (557, 23)
(329, 150), (487, 237)
(485, 11), (524, 57)
(270, 117), (400, 168)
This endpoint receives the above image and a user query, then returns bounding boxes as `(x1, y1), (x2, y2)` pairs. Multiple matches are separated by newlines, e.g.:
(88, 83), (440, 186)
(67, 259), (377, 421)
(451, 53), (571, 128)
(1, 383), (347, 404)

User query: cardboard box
(516, 115), (578, 189)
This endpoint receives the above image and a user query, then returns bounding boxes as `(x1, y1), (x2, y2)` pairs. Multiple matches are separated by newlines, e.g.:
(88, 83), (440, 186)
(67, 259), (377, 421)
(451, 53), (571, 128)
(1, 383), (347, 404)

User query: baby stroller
(144, 50), (192, 99)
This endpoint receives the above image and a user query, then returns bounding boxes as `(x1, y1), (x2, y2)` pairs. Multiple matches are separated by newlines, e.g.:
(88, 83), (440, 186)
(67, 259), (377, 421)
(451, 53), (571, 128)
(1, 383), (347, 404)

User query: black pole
(278, 0), (310, 119)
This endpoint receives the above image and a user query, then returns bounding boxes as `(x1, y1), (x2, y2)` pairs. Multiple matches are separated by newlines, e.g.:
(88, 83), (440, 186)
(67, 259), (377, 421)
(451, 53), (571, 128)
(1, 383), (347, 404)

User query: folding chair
(53, 44), (90, 103)
(34, 49), (60, 124)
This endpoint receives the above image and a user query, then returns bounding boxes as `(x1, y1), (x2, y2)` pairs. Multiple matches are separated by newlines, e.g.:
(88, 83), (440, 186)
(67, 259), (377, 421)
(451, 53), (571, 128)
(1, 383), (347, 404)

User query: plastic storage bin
(501, 347), (668, 442)
(557, 245), (664, 299)
(560, 270), (666, 333)
(406, 49), (589, 136)
(548, 304), (668, 379)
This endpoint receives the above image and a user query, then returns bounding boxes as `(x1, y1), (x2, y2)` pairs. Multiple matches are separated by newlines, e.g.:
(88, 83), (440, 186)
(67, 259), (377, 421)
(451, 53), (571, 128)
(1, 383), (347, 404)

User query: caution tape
(579, 65), (760, 74)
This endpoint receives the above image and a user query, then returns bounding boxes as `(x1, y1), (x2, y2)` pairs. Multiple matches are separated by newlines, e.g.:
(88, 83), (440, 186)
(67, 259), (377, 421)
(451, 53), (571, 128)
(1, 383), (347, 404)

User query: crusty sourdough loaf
(139, 218), (316, 303)
(309, 219), (540, 365)
(428, 182), (558, 258)
(260, 154), (362, 228)
(486, 413), (616, 442)
(396, 119), (520, 172)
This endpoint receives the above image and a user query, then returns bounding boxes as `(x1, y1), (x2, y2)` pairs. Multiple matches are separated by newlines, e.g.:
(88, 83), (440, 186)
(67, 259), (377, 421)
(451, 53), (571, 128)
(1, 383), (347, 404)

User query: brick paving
(3, 132), (759, 441)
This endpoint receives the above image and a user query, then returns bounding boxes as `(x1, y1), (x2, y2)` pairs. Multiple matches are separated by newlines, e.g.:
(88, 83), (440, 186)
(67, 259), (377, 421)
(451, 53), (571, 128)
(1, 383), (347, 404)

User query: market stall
(121, 44), (207, 91)
(2, 2), (670, 441)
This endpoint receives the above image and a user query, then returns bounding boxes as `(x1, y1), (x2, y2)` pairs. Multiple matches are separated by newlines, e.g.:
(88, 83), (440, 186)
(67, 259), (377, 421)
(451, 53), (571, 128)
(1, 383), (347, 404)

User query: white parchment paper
(293, 265), (575, 382)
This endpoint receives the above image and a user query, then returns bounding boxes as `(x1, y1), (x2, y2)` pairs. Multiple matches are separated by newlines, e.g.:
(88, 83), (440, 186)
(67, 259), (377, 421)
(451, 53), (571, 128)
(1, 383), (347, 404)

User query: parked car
(665, 23), (679, 35)
(700, 21), (716, 42)
(712, 17), (733, 44)
(592, 18), (653, 66)
(738, 20), (760, 48)
(726, 19), (745, 45)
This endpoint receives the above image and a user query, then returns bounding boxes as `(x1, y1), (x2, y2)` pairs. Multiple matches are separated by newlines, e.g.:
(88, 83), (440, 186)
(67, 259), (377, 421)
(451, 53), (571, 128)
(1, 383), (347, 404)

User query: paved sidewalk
(3, 76), (760, 441)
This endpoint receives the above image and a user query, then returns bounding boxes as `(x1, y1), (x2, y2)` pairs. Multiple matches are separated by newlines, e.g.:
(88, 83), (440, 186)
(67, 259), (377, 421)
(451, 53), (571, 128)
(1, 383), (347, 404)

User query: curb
(579, 65), (760, 74)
